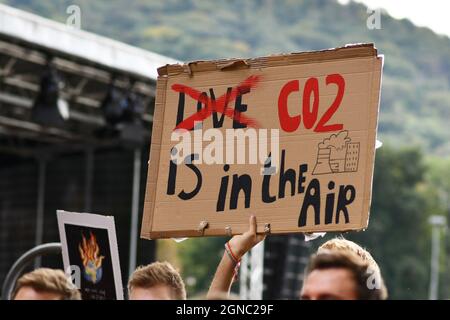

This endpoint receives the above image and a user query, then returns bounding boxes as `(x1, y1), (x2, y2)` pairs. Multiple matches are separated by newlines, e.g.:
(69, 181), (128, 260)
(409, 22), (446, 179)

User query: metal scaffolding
(0, 3), (178, 286)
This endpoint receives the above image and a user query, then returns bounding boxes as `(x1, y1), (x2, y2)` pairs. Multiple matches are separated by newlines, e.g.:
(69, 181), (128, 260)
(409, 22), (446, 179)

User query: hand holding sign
(228, 215), (267, 259)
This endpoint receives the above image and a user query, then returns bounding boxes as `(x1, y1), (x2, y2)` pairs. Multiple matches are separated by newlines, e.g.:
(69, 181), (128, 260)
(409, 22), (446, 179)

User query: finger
(249, 215), (257, 235)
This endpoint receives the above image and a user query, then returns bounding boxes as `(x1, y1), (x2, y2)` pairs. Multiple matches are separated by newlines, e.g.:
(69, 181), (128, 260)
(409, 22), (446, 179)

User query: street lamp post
(428, 215), (447, 300)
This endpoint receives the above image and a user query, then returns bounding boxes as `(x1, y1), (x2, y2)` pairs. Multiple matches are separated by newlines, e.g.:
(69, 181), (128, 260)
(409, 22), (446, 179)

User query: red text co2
(278, 73), (345, 133)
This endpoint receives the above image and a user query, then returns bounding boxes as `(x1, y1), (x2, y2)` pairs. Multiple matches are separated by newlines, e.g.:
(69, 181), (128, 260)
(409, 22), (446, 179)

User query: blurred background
(0, 0), (449, 299)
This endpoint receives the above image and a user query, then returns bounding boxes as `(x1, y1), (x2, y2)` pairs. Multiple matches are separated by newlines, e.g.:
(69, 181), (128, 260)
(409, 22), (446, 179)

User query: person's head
(301, 250), (387, 300)
(318, 237), (380, 272)
(13, 268), (81, 300)
(128, 261), (186, 300)
(318, 237), (387, 298)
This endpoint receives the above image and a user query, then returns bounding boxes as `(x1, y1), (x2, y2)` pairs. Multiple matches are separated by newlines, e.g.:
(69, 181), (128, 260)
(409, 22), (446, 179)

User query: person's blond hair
(306, 250), (388, 300)
(318, 237), (379, 271)
(318, 237), (387, 299)
(128, 261), (186, 300)
(13, 268), (81, 300)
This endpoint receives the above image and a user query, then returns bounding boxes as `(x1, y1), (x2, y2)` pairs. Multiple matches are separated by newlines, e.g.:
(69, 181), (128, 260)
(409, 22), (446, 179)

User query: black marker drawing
(312, 130), (360, 175)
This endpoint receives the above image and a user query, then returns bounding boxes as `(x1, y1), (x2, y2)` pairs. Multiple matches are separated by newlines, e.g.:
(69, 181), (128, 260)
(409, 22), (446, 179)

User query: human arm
(207, 215), (266, 299)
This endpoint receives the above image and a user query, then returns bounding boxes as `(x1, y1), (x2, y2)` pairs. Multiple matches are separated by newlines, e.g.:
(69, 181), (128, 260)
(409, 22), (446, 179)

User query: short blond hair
(318, 237), (379, 271)
(13, 268), (81, 300)
(306, 250), (387, 300)
(318, 237), (387, 299)
(128, 262), (186, 300)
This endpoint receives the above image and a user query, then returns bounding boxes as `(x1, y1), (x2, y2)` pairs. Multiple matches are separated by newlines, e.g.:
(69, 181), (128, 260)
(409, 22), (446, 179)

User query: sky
(338, 0), (450, 38)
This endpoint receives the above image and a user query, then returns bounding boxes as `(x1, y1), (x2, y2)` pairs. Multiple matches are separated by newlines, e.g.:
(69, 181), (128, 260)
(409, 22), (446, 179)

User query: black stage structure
(0, 4), (178, 295)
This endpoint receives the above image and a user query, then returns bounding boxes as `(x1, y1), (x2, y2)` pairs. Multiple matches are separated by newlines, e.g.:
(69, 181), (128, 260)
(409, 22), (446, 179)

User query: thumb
(249, 215), (257, 235)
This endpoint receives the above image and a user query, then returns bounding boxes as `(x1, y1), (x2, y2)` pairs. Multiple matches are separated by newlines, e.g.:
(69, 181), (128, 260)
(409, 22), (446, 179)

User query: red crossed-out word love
(172, 75), (261, 131)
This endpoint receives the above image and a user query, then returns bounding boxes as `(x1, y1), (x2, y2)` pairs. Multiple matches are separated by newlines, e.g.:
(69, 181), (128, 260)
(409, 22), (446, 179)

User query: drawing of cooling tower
(312, 147), (333, 175)
(312, 131), (360, 175)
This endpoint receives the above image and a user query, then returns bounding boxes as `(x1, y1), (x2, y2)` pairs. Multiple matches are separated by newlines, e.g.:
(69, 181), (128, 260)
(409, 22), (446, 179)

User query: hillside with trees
(3, 0), (450, 156)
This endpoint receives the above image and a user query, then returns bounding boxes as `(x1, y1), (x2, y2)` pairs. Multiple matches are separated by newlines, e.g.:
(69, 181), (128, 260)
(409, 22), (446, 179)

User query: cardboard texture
(141, 43), (383, 239)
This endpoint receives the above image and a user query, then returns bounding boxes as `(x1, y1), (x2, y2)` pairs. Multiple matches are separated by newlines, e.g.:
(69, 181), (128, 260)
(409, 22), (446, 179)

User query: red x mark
(172, 75), (261, 131)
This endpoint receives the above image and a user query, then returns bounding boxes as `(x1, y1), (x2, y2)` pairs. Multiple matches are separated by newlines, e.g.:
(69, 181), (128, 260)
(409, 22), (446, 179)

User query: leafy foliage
(344, 147), (432, 299)
(172, 237), (227, 297)
(3, 0), (450, 155)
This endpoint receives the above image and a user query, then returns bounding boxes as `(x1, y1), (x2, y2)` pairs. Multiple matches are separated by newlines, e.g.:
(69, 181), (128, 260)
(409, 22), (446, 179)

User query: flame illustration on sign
(78, 232), (105, 284)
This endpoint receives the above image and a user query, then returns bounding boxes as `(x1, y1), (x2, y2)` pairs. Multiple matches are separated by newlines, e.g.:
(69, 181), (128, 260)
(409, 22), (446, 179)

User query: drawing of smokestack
(313, 131), (357, 175)
(312, 147), (333, 175)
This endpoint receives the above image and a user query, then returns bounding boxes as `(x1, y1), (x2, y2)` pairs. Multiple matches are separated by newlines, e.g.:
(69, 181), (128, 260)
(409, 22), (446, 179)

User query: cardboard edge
(147, 45), (382, 239)
(148, 224), (366, 239)
(360, 55), (383, 229)
(158, 43), (377, 76)
(140, 76), (168, 240)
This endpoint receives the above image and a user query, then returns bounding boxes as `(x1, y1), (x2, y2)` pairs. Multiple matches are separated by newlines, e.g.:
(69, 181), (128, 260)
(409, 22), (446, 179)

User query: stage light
(100, 83), (125, 127)
(119, 92), (147, 146)
(31, 65), (66, 127)
(99, 84), (147, 146)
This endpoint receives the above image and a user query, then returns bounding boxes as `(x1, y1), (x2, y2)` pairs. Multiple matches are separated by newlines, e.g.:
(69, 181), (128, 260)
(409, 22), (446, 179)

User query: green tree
(177, 236), (226, 297)
(423, 157), (450, 299)
(3, 0), (450, 156)
(341, 147), (432, 299)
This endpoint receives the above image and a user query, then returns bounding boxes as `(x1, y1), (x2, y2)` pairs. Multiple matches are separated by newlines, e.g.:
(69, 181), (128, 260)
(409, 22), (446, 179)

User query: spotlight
(100, 83), (125, 127)
(119, 92), (147, 147)
(31, 65), (66, 127)
(99, 84), (147, 146)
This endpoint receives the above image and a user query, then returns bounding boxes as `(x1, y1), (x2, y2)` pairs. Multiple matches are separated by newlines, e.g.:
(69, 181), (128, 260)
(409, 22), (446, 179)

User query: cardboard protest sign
(57, 210), (124, 300)
(141, 43), (383, 239)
